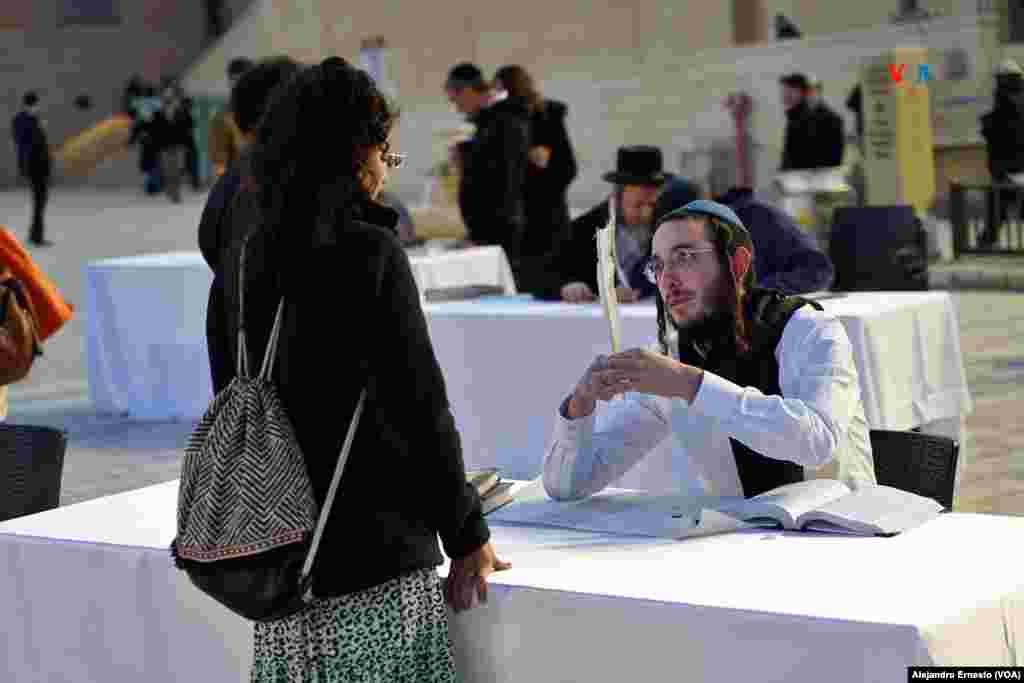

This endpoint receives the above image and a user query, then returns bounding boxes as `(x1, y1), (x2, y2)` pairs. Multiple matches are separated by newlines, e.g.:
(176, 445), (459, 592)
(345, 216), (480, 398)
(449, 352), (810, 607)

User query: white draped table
(1, 480), (1020, 682)
(84, 246), (515, 420)
(424, 292), (973, 487)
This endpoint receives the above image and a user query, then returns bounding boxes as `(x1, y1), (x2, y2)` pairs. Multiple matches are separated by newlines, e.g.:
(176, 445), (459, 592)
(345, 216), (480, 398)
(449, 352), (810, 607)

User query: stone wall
(0, 0), (254, 188)
(183, 3), (1008, 211)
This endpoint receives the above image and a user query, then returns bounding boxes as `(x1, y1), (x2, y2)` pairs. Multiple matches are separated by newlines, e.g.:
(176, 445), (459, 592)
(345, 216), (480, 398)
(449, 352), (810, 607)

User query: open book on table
(486, 478), (758, 540)
(466, 468), (516, 516)
(707, 479), (944, 537)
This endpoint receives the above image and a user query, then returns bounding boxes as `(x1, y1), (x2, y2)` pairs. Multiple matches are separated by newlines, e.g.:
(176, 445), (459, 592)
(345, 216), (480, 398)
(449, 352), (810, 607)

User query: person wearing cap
(779, 72), (845, 171)
(654, 180), (835, 294)
(208, 57), (255, 179)
(444, 62), (531, 274)
(531, 145), (669, 302)
(543, 199), (875, 501)
(979, 59), (1024, 248)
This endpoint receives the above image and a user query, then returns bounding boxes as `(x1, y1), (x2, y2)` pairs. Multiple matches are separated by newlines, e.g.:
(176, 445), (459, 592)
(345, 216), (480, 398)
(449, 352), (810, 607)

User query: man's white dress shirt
(543, 306), (876, 501)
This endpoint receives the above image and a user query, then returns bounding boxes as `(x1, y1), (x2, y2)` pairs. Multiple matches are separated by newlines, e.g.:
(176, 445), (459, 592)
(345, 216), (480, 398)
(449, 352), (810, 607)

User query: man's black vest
(676, 289), (824, 497)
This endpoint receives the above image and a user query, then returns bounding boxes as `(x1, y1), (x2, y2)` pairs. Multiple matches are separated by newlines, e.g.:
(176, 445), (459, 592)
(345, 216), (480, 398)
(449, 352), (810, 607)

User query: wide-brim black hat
(602, 145), (671, 186)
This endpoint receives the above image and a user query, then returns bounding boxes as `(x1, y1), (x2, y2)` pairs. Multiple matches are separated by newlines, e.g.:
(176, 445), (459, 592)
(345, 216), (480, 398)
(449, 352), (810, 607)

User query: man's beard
(666, 285), (736, 350)
(670, 306), (733, 341)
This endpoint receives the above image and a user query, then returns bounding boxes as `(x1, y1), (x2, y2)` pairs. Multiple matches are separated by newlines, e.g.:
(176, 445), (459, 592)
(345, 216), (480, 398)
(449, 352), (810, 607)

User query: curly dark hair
(250, 56), (397, 264)
(654, 215), (757, 357)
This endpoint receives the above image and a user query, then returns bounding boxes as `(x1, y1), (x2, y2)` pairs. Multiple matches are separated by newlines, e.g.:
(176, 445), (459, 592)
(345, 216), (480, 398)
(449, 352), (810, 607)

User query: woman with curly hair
(494, 65), (578, 270)
(208, 57), (510, 682)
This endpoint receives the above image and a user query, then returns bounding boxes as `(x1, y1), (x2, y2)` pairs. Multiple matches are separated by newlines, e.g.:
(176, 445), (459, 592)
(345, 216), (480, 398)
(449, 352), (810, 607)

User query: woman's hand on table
(446, 542), (512, 612)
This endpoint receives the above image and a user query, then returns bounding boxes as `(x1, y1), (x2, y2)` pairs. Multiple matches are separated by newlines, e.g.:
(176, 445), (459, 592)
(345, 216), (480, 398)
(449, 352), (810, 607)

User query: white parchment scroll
(595, 194), (622, 353)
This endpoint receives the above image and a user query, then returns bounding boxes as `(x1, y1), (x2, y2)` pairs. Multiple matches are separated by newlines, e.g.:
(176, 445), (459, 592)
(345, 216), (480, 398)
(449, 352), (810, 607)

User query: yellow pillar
(861, 47), (936, 216)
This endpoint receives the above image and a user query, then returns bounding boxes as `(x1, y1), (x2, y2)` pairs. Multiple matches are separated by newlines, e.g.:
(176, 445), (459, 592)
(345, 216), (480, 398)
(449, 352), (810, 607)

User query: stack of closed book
(466, 468), (515, 515)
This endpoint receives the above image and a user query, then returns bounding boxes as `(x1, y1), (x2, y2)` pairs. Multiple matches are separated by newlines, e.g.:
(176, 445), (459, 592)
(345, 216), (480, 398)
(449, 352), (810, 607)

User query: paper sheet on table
(595, 195), (622, 353)
(488, 479), (755, 540)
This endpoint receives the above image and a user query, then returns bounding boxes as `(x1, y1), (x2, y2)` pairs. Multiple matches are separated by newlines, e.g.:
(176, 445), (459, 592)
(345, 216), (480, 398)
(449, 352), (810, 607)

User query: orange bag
(0, 228), (73, 341)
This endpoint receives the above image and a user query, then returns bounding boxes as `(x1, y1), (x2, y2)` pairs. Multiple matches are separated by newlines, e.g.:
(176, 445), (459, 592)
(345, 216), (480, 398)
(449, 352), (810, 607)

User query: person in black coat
(494, 65), (578, 285)
(206, 59), (508, 678)
(127, 85), (163, 194)
(10, 92), (53, 246)
(979, 60), (1024, 248)
(445, 63), (531, 274)
(149, 85), (196, 203)
(779, 73), (845, 171)
(532, 146), (668, 302)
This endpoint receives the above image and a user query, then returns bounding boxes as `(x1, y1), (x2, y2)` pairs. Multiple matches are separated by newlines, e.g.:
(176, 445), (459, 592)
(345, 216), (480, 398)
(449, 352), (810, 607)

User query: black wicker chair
(0, 424), (68, 523)
(869, 429), (959, 511)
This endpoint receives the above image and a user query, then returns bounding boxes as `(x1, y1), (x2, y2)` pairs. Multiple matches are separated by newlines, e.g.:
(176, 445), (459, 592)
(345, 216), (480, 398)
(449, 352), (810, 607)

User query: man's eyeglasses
(643, 247), (716, 284)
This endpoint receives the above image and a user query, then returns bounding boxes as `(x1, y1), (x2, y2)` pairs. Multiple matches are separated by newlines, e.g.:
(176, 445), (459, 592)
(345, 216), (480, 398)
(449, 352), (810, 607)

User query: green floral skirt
(251, 568), (457, 683)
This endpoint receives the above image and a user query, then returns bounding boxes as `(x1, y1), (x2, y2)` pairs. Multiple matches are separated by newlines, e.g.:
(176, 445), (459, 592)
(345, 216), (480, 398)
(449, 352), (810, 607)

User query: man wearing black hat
(444, 62), (531, 273)
(543, 199), (875, 501)
(779, 73), (845, 171)
(532, 145), (668, 302)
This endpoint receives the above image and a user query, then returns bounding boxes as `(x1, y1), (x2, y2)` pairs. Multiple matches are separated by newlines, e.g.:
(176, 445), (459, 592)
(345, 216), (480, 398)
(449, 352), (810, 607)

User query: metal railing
(949, 182), (1024, 257)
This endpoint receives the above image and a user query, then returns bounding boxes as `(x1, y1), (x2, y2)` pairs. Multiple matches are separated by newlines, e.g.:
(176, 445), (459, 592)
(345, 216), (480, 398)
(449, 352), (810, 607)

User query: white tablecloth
(84, 252), (216, 421)
(84, 246), (515, 420)
(1, 480), (1020, 682)
(424, 292), (973, 485)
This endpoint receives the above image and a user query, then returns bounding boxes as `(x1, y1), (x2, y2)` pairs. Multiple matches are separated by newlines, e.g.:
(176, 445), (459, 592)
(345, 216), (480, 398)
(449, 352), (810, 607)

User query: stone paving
(1, 189), (1022, 515)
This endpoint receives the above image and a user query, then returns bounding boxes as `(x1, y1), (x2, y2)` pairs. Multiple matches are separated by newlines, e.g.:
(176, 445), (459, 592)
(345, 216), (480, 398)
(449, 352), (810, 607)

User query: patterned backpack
(171, 237), (365, 622)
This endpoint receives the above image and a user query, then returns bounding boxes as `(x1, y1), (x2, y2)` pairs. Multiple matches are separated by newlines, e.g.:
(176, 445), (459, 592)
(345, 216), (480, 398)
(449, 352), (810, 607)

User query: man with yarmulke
(543, 199), (876, 502)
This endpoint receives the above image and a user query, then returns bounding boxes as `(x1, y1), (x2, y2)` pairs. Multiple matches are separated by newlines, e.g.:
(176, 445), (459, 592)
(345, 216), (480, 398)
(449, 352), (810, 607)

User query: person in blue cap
(543, 199), (876, 501)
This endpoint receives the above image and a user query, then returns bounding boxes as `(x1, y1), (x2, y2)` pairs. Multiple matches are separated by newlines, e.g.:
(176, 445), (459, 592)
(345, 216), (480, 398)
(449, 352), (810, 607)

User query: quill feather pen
(595, 194), (623, 353)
